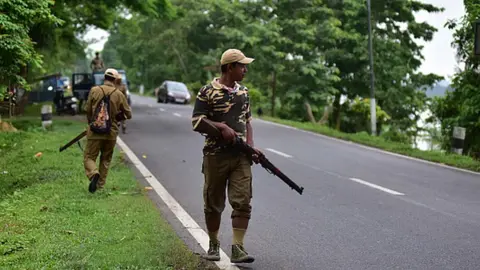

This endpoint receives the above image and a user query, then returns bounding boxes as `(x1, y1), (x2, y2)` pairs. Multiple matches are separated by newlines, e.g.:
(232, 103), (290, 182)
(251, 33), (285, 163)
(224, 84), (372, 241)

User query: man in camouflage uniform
(90, 52), (105, 72)
(115, 73), (128, 134)
(84, 68), (132, 193)
(191, 49), (261, 264)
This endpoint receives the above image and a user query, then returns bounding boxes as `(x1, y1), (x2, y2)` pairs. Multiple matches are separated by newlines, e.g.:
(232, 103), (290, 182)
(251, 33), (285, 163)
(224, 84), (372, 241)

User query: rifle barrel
(260, 158), (304, 195)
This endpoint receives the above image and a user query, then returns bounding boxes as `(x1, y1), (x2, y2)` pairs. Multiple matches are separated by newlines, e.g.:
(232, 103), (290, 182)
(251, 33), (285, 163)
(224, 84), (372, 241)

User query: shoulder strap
(99, 86), (117, 97)
(99, 86), (106, 97)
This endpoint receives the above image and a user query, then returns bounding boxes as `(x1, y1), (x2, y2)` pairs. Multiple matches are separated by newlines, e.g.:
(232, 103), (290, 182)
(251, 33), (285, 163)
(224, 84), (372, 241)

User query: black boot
(89, 173), (100, 193)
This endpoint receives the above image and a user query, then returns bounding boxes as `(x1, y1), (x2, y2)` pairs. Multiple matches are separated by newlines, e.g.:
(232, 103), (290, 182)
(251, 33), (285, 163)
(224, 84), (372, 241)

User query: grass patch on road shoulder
(260, 116), (480, 173)
(0, 119), (205, 269)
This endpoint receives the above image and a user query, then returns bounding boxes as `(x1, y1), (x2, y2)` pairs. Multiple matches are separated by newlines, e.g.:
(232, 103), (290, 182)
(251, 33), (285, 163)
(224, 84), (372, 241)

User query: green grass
(260, 116), (480, 172)
(21, 101), (54, 117)
(0, 119), (210, 269)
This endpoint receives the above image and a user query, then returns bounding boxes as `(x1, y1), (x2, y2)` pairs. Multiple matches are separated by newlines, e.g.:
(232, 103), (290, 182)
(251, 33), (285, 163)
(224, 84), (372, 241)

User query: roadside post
(41, 104), (53, 130)
(451, 126), (466, 155)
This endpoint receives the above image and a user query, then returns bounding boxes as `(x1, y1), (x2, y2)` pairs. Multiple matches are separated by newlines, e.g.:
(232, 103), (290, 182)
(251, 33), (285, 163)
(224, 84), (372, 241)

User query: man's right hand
(219, 124), (236, 143)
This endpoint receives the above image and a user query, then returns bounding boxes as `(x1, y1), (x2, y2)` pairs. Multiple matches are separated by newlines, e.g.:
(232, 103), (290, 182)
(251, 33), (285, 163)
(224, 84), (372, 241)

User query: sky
(414, 0), (466, 82)
(82, 0), (465, 82)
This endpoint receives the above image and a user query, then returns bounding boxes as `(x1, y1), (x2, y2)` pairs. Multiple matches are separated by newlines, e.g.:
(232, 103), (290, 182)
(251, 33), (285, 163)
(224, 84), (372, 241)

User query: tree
(0, 0), (60, 95)
(430, 0), (480, 157)
(27, 0), (174, 78)
(100, 0), (444, 141)
(319, 0), (444, 134)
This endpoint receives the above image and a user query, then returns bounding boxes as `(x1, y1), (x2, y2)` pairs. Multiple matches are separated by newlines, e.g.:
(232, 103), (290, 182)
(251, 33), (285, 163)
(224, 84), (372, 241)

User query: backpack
(89, 86), (117, 134)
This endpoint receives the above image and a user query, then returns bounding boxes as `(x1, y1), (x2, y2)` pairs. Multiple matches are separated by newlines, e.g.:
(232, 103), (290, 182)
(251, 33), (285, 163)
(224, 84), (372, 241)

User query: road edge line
(255, 118), (480, 176)
(116, 137), (238, 270)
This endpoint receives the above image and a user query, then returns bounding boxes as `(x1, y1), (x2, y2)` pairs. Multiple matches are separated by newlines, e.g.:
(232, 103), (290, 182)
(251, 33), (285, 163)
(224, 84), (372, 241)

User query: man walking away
(191, 48), (262, 264)
(84, 68), (132, 193)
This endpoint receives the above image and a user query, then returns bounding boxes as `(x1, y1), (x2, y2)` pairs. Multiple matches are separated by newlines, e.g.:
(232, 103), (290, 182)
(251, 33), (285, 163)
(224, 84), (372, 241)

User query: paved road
(121, 94), (480, 270)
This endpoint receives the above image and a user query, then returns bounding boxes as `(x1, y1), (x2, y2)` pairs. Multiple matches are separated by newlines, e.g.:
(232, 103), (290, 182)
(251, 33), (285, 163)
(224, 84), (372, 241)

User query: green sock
(232, 228), (246, 246)
(208, 230), (219, 242)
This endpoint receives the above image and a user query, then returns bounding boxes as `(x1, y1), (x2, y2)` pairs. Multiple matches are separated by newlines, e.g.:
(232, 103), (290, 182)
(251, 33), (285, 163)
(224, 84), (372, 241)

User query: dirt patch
(0, 120), (17, 132)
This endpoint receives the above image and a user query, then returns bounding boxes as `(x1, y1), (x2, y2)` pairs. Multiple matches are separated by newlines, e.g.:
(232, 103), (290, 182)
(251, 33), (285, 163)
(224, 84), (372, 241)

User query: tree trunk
(304, 101), (317, 123)
(271, 70), (276, 117)
(318, 105), (332, 125)
(171, 46), (188, 78)
(332, 93), (342, 130)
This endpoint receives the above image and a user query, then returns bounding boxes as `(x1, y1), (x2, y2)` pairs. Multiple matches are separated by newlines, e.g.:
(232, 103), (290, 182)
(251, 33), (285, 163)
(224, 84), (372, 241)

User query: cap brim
(238, 57), (254, 64)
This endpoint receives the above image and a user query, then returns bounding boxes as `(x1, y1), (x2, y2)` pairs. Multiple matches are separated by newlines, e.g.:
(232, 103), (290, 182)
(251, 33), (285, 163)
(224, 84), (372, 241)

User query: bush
(381, 129), (412, 145)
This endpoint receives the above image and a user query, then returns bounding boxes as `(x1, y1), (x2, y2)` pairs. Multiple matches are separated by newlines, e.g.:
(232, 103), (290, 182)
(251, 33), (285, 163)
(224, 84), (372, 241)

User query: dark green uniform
(192, 77), (253, 220)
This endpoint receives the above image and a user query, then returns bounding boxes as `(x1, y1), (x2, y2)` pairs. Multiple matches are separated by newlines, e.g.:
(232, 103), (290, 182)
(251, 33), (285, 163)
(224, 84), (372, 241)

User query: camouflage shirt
(191, 78), (252, 155)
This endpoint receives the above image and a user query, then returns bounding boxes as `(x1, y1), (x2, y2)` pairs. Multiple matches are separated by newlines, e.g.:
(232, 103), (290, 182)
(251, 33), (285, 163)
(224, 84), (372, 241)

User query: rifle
(193, 117), (304, 195)
(59, 130), (87, 152)
(59, 112), (128, 153)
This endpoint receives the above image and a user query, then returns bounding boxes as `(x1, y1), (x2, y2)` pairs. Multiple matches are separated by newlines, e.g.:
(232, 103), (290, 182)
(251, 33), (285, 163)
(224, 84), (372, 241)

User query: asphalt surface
(120, 94), (480, 270)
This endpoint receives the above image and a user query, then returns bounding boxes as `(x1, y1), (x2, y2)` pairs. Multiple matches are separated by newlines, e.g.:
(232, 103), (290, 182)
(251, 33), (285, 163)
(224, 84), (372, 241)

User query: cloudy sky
(83, 0), (465, 82)
(414, 0), (465, 82)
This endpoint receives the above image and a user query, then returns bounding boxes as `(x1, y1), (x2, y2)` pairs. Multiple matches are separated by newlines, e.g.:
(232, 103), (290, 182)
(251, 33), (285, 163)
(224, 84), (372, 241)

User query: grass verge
(0, 119), (209, 269)
(260, 116), (480, 173)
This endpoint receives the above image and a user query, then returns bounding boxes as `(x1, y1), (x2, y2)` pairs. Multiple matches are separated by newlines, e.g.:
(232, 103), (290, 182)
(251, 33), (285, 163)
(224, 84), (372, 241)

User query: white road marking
(116, 138), (238, 270)
(349, 178), (405, 196)
(159, 108), (165, 112)
(265, 148), (293, 158)
(173, 113), (182, 117)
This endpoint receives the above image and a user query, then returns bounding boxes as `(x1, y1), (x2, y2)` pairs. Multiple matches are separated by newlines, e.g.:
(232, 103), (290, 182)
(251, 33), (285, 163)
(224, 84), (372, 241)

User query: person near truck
(115, 73), (128, 134)
(90, 52), (105, 72)
(84, 68), (132, 193)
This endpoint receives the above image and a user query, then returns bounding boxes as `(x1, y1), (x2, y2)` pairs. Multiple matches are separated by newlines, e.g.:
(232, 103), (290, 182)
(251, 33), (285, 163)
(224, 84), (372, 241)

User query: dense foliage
(0, 0), (59, 91)
(430, 0), (480, 157)
(103, 0), (444, 139)
(0, 0), (172, 96)
(8, 0), (476, 157)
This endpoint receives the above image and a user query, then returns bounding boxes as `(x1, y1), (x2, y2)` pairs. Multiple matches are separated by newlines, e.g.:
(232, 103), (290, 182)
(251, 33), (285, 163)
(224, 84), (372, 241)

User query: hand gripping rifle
(193, 117), (304, 195)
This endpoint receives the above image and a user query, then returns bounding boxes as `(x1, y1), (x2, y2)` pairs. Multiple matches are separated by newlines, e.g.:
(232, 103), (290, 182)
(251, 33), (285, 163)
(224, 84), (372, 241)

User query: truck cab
(91, 70), (131, 105)
(72, 69), (131, 110)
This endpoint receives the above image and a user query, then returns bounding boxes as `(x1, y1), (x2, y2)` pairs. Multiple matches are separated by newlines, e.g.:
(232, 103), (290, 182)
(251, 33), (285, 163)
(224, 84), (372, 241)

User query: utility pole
(367, 0), (377, 136)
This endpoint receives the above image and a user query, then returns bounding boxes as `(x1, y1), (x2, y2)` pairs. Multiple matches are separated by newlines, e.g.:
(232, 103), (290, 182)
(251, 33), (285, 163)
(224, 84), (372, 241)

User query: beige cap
(104, 68), (119, 78)
(220, 49), (254, 65)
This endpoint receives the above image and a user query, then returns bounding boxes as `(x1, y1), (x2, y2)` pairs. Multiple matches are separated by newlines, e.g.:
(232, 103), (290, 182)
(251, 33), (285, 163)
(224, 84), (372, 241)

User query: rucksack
(89, 86), (117, 134)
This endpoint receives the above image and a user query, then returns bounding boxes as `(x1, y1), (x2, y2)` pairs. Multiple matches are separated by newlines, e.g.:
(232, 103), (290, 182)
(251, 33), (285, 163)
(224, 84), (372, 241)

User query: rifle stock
(193, 117), (304, 195)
